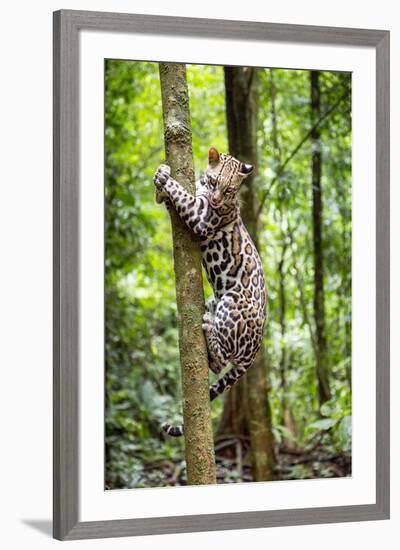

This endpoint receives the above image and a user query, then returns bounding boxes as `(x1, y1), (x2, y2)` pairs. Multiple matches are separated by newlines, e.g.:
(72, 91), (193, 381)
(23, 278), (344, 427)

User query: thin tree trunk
(222, 66), (275, 481)
(310, 71), (331, 407)
(336, 185), (352, 390)
(159, 63), (216, 485)
(277, 239), (298, 449)
(278, 247), (288, 400)
(285, 219), (318, 356)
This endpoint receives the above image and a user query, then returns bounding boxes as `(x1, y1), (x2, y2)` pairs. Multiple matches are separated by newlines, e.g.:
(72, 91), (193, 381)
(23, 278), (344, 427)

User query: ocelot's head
(205, 147), (254, 209)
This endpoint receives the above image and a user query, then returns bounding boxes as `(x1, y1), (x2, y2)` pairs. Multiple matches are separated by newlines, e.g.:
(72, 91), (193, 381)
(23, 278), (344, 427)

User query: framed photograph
(53, 9), (390, 541)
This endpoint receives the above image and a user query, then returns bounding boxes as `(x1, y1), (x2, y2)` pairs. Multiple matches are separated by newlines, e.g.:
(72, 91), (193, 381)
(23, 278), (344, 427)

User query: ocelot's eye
(208, 177), (217, 187)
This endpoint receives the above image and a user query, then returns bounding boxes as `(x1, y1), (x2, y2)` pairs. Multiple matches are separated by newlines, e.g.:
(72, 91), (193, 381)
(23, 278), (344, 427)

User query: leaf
(336, 414), (352, 452)
(320, 400), (337, 417)
(309, 418), (338, 431)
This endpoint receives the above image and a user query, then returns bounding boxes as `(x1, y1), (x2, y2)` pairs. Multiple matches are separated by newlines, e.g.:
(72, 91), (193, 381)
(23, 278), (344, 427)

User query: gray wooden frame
(53, 9), (390, 541)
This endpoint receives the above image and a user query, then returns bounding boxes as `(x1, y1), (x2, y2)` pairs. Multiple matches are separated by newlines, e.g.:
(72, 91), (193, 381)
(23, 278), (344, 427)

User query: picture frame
(53, 9), (390, 541)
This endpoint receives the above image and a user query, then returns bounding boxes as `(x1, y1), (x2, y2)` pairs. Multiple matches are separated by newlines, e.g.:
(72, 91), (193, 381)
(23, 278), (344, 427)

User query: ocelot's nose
(210, 190), (222, 208)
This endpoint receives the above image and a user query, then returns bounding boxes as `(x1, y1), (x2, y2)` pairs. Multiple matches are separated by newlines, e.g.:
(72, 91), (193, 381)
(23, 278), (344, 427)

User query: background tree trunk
(310, 70), (331, 407)
(159, 63), (216, 485)
(221, 66), (275, 481)
(217, 381), (247, 436)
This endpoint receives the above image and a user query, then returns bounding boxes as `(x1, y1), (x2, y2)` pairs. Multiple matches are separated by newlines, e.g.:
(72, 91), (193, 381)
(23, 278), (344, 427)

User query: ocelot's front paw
(154, 164), (171, 204)
(205, 296), (217, 315)
(202, 312), (214, 331)
(154, 164), (171, 187)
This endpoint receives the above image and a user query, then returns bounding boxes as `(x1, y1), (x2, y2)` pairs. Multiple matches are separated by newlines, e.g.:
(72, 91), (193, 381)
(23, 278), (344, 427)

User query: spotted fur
(154, 148), (266, 437)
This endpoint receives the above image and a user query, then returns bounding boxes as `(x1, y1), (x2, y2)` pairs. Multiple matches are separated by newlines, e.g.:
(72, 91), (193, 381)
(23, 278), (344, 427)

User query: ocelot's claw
(154, 164), (171, 187)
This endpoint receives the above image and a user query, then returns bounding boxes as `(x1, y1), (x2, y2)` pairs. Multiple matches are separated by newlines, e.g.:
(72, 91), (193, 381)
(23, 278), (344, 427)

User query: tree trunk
(158, 63), (216, 485)
(222, 66), (275, 481)
(310, 71), (331, 407)
(217, 380), (247, 437)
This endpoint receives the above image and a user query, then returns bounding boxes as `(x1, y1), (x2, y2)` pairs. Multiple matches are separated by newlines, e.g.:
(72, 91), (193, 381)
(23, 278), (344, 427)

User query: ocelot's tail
(162, 362), (252, 437)
(162, 422), (184, 437)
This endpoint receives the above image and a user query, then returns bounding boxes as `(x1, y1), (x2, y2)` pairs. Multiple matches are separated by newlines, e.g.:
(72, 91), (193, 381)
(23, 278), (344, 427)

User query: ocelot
(153, 147), (267, 436)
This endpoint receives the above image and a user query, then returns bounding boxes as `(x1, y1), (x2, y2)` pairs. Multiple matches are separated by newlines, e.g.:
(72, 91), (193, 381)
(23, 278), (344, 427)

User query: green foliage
(105, 61), (352, 488)
(257, 69), (352, 456)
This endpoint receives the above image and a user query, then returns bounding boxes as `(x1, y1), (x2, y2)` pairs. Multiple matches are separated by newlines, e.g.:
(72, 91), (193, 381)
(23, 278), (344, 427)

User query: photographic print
(104, 60), (352, 490)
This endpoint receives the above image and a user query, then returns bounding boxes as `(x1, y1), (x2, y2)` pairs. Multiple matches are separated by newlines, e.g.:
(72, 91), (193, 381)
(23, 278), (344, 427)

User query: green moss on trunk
(158, 63), (216, 485)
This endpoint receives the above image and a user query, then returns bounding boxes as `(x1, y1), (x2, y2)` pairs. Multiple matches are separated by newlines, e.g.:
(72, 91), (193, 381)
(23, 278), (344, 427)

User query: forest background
(105, 61), (352, 489)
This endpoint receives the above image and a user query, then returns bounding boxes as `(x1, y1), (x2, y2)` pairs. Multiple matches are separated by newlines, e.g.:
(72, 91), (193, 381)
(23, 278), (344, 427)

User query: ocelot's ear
(208, 147), (220, 165)
(240, 163), (254, 177)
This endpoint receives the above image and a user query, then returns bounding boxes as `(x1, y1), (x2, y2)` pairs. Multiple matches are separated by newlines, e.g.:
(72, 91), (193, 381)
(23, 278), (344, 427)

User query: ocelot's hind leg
(202, 312), (228, 374)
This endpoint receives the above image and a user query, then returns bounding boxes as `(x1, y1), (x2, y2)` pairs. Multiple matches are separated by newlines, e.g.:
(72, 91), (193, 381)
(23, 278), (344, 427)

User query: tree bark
(310, 71), (331, 407)
(158, 63), (216, 485)
(221, 66), (275, 481)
